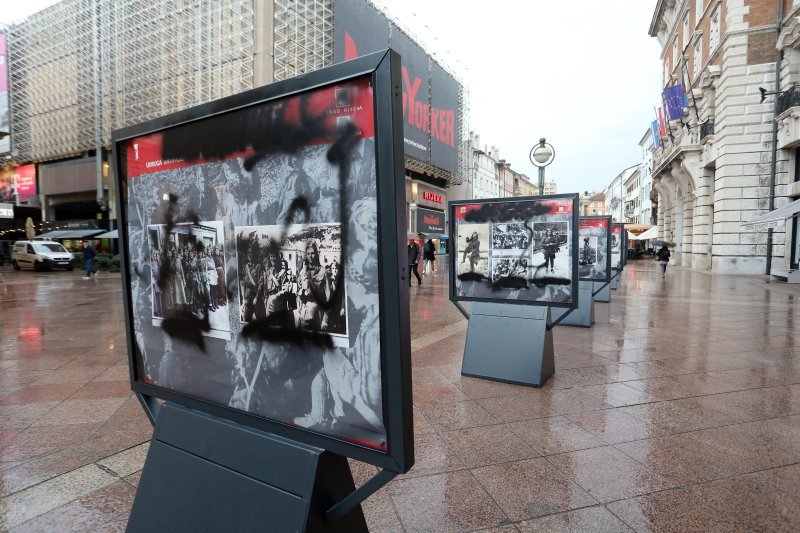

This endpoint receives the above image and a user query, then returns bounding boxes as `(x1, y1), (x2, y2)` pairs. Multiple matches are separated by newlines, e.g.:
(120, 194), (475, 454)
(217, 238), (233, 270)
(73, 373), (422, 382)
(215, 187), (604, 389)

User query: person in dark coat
(408, 241), (422, 286)
(656, 245), (671, 278)
(423, 239), (437, 275)
(81, 240), (97, 280)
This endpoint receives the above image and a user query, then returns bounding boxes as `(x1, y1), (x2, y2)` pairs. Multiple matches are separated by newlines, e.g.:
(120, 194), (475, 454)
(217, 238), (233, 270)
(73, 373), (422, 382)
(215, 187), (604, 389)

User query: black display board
(449, 194), (579, 308)
(578, 216), (612, 282)
(611, 223), (624, 271)
(112, 50), (413, 474)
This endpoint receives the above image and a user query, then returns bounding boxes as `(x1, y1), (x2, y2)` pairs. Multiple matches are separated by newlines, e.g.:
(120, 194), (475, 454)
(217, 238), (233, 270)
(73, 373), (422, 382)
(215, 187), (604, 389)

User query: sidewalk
(1, 262), (799, 531)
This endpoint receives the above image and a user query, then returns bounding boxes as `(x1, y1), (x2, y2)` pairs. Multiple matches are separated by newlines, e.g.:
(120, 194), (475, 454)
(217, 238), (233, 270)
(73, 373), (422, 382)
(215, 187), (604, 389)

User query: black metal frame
(448, 194), (580, 308)
(112, 50), (414, 474)
(578, 215), (612, 283)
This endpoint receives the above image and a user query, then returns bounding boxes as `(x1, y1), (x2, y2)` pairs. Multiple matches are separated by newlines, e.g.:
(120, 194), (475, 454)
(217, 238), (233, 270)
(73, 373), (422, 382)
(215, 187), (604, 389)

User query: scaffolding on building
(273, 0), (468, 185)
(4, 0), (466, 185)
(4, 0), (255, 164)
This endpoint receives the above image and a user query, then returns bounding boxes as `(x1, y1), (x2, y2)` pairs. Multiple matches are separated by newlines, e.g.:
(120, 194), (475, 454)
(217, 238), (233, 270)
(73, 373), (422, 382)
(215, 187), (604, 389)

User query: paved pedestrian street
(1, 260), (799, 531)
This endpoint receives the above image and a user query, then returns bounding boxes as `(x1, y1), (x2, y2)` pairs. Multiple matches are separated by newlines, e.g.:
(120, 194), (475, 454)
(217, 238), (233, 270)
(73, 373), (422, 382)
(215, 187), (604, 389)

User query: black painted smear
(161, 309), (210, 350)
(161, 94), (329, 166)
(464, 202), (551, 224)
(242, 313), (334, 349)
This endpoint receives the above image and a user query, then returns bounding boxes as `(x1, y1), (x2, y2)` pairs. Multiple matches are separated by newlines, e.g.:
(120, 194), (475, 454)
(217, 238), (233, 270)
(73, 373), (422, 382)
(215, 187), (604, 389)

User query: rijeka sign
(422, 191), (443, 204)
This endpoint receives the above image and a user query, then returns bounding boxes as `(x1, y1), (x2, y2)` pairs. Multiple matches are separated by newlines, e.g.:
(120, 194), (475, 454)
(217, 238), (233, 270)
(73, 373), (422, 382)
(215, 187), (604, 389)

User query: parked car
(11, 240), (74, 271)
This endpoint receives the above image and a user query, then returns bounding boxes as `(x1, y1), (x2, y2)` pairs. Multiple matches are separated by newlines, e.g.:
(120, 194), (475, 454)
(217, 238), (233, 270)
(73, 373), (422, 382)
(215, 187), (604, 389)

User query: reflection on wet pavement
(1, 260), (799, 531)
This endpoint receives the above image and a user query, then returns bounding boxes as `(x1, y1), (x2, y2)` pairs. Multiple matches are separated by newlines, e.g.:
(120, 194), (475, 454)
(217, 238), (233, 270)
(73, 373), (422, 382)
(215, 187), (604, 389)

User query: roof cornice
(649, 0), (667, 37)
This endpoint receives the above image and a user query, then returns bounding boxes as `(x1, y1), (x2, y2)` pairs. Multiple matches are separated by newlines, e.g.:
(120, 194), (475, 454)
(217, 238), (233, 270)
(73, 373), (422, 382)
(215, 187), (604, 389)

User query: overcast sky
(2, 1), (663, 194)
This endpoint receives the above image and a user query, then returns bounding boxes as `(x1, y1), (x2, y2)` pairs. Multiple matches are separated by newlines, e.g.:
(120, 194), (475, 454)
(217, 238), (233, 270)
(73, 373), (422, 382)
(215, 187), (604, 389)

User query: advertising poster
(611, 223), (624, 270)
(333, 0), (459, 174)
(416, 207), (444, 234)
(450, 195), (579, 306)
(578, 216), (612, 282)
(0, 165), (37, 205)
(118, 75), (390, 452)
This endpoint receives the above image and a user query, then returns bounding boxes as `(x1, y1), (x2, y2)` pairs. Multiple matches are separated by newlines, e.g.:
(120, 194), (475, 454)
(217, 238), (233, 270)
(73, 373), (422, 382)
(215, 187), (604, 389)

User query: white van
(12, 240), (75, 271)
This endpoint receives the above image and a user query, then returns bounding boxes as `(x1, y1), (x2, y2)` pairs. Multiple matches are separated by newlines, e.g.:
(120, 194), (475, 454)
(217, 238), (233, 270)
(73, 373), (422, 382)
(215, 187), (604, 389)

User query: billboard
(611, 223), (624, 270)
(333, 0), (459, 174)
(0, 34), (9, 154)
(449, 194), (579, 307)
(578, 216), (612, 282)
(113, 51), (413, 473)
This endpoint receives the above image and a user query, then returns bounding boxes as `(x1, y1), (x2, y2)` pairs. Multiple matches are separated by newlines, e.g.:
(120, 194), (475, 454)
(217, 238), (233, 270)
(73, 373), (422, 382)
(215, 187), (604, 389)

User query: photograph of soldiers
(491, 258), (529, 282)
(532, 222), (569, 277)
(456, 223), (489, 277)
(146, 221), (231, 338)
(235, 223), (348, 337)
(579, 237), (598, 266)
(491, 223), (529, 250)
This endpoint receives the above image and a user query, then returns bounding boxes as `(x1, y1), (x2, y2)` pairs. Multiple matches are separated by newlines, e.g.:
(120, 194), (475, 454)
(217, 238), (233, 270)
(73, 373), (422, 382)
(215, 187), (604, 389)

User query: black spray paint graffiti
(150, 97), (357, 350)
(457, 202), (570, 290)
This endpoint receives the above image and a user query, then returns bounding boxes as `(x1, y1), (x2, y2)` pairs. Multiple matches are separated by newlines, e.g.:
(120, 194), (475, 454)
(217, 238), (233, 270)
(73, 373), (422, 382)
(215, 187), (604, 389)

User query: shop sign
(0, 202), (13, 218)
(422, 191), (443, 204)
(416, 207), (444, 234)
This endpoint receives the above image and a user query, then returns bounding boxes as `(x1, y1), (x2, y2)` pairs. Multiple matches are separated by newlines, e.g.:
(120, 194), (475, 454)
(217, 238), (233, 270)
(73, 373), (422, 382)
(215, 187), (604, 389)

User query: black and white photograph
(455, 223), (489, 277)
(491, 222), (529, 250)
(491, 257), (528, 282)
(531, 221), (569, 279)
(147, 221), (231, 340)
(235, 223), (348, 338)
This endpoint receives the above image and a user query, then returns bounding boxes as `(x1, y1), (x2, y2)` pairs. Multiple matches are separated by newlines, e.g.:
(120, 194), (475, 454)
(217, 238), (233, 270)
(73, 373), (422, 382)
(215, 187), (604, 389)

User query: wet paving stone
(0, 260), (799, 530)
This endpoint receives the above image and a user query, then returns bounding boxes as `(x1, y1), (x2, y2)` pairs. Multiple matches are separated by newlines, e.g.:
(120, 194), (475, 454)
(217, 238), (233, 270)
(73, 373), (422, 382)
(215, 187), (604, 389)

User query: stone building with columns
(649, 0), (795, 274)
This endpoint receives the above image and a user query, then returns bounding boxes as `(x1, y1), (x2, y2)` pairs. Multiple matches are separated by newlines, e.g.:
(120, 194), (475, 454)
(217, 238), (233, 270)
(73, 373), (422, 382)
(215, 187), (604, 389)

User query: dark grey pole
(538, 166), (545, 196)
(767, 0), (785, 276)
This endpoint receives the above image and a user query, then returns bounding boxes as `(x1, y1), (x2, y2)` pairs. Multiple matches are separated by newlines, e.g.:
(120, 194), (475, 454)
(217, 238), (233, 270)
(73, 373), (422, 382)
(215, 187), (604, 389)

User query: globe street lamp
(529, 138), (555, 195)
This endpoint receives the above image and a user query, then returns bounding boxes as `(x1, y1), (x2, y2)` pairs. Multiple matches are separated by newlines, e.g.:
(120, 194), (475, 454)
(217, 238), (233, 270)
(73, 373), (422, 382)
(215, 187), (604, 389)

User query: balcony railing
(777, 86), (800, 116)
(700, 118), (715, 141)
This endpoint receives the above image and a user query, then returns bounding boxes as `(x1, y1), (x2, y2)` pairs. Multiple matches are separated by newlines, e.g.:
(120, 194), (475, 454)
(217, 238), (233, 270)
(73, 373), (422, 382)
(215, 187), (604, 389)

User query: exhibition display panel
(578, 216), (612, 283)
(114, 50), (412, 531)
(449, 195), (580, 308)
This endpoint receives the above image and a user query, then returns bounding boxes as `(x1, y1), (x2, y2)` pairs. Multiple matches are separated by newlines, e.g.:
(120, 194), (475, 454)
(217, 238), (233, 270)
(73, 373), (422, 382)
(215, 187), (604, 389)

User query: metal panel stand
(461, 303), (554, 387)
(551, 281), (594, 328)
(593, 281), (610, 303)
(610, 272), (619, 290)
(126, 403), (368, 533)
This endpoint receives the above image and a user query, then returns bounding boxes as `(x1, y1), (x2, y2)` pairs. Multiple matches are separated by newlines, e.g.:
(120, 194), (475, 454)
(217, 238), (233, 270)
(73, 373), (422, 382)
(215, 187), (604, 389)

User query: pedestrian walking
(81, 240), (97, 280)
(656, 244), (671, 278)
(408, 241), (422, 286)
(422, 239), (437, 275)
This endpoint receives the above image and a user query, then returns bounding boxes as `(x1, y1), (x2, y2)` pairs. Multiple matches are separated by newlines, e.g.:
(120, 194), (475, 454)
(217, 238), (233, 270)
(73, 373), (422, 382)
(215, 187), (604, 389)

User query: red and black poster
(333, 0), (460, 174)
(578, 216), (612, 282)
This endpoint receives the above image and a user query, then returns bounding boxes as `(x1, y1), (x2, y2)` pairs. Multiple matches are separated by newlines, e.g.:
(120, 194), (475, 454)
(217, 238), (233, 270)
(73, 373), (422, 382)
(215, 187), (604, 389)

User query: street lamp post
(529, 138), (555, 195)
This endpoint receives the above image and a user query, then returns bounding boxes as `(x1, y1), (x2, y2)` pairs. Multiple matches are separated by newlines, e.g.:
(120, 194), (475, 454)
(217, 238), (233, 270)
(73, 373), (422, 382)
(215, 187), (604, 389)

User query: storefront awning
(58, 229), (105, 239)
(95, 229), (118, 239)
(630, 226), (659, 240)
(741, 199), (800, 230)
(35, 230), (71, 239)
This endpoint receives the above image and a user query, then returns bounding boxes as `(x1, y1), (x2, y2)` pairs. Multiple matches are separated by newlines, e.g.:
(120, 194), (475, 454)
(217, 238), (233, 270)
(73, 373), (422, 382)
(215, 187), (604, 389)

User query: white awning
(95, 229), (118, 239)
(630, 226), (659, 240)
(34, 230), (71, 240)
(742, 199), (800, 230)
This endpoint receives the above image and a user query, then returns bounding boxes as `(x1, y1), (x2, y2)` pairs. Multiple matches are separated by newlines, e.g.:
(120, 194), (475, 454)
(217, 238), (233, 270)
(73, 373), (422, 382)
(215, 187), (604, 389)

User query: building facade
(604, 166), (638, 222)
(515, 174), (538, 197)
(450, 132), (500, 200)
(649, 0), (794, 273)
(0, 0), (466, 238)
(638, 129), (655, 225)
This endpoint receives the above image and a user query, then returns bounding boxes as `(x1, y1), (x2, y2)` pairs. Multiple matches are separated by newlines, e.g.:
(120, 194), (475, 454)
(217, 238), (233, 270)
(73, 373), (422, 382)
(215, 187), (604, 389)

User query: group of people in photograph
(238, 235), (346, 335)
(151, 244), (226, 319)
